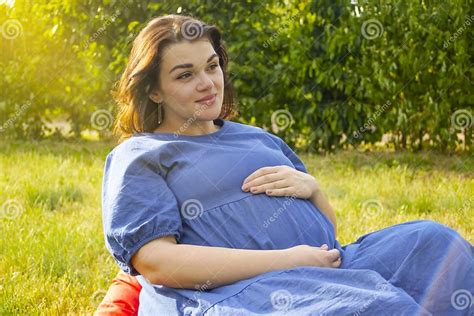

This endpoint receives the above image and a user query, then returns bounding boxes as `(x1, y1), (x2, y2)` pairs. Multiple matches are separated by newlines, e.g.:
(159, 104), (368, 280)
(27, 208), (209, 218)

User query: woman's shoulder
(226, 120), (285, 148)
(226, 119), (271, 135)
(105, 135), (168, 164)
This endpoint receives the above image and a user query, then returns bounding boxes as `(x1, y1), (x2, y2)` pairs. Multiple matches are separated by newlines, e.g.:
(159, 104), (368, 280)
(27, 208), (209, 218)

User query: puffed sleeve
(265, 131), (308, 173)
(101, 145), (183, 275)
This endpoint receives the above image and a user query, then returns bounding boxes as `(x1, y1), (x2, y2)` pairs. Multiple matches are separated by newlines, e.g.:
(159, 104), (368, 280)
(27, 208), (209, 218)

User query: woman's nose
(197, 73), (214, 90)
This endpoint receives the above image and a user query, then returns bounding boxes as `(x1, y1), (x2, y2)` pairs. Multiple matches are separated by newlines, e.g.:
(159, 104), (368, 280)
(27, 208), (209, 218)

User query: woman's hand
(285, 244), (342, 269)
(241, 165), (320, 199)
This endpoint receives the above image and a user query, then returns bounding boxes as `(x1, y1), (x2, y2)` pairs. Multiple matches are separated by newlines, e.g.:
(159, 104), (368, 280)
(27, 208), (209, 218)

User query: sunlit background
(1, 0), (472, 150)
(0, 0), (472, 313)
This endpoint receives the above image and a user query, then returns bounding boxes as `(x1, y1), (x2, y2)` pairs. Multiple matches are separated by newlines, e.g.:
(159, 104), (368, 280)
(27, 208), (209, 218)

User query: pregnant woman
(99, 14), (473, 315)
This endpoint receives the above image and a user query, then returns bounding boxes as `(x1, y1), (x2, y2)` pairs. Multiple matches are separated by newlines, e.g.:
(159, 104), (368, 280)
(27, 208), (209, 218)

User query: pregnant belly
(179, 194), (336, 250)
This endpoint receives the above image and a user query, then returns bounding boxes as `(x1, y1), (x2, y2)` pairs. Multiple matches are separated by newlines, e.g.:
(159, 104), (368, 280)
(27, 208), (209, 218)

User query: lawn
(0, 140), (472, 314)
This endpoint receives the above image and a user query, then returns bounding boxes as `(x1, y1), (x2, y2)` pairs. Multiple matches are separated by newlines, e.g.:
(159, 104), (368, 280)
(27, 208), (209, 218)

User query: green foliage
(0, 0), (472, 152)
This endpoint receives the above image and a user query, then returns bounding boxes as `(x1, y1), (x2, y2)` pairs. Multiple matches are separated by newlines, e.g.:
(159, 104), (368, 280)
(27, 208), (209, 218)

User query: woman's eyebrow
(169, 53), (218, 74)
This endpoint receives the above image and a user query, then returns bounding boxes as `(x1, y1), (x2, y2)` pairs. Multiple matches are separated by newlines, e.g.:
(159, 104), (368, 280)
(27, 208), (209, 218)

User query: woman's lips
(196, 94), (217, 106)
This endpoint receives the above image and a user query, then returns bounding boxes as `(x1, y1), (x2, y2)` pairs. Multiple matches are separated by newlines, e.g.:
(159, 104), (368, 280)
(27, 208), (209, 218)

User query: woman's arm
(132, 236), (340, 290)
(309, 185), (337, 238)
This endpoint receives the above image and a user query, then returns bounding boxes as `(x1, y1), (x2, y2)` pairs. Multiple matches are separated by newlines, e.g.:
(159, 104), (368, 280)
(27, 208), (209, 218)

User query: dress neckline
(135, 118), (227, 139)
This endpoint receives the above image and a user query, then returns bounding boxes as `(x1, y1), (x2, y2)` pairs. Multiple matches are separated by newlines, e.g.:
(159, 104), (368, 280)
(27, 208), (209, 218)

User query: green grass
(0, 140), (472, 314)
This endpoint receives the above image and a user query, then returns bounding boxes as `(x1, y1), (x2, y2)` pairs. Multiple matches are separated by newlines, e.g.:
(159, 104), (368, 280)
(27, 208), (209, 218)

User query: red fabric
(94, 271), (142, 316)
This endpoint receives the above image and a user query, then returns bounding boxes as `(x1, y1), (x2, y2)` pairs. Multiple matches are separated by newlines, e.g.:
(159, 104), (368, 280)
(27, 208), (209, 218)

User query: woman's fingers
(328, 249), (341, 261)
(242, 172), (285, 191)
(332, 257), (342, 268)
(328, 249), (342, 268)
(247, 179), (289, 194)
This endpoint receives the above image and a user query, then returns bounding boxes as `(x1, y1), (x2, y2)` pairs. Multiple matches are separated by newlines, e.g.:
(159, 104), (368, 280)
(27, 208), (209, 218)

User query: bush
(0, 0), (471, 152)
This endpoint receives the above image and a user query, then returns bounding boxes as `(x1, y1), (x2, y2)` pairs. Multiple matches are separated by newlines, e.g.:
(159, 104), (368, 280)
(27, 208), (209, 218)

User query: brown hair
(112, 14), (238, 142)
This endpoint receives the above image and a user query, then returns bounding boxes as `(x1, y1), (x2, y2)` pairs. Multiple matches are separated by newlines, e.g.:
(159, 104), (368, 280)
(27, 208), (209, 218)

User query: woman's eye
(177, 73), (191, 80)
(177, 64), (218, 80)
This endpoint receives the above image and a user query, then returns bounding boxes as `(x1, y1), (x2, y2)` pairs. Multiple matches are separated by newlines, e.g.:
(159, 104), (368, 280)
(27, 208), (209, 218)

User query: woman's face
(150, 39), (224, 129)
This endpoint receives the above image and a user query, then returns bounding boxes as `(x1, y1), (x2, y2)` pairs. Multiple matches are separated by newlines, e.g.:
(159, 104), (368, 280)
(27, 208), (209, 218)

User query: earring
(157, 102), (163, 125)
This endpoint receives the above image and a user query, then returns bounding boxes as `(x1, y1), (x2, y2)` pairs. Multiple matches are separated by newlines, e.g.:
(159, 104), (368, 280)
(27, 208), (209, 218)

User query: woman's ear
(149, 89), (162, 104)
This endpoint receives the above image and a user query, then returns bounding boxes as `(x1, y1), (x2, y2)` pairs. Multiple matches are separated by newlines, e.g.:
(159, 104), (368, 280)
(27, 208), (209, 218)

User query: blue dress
(101, 118), (473, 315)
